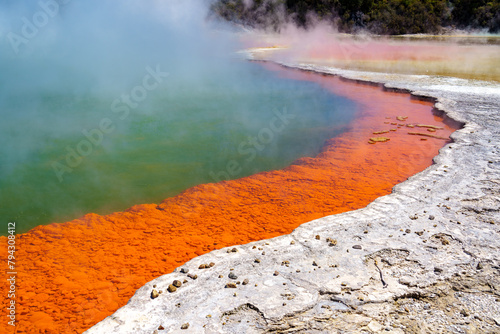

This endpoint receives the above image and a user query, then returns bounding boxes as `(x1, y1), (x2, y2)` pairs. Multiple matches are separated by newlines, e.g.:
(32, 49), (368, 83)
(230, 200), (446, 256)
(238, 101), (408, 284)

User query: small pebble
(228, 272), (238, 280)
(151, 289), (160, 299)
(273, 271), (279, 276)
(167, 285), (177, 293)
(315, 235), (320, 240)
(181, 323), (189, 330)
(187, 274), (198, 280)
(290, 240), (295, 245)
(405, 229), (411, 233)
(180, 268), (189, 274)
(312, 261), (318, 266)
(352, 245), (362, 250)
(242, 279), (249, 285)
(429, 215), (435, 220)
(172, 280), (182, 288)
(209, 262), (215, 267)
(254, 259), (261, 263)
(225, 283), (237, 288)
(158, 325), (165, 330)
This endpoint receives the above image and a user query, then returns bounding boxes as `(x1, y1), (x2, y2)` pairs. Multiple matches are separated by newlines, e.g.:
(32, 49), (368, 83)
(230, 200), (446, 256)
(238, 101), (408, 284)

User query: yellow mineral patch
(396, 116), (408, 121)
(368, 137), (391, 144)
(373, 130), (390, 134)
(408, 132), (449, 140)
(427, 128), (437, 132)
(390, 129), (397, 131)
(406, 124), (415, 128)
(415, 124), (444, 130)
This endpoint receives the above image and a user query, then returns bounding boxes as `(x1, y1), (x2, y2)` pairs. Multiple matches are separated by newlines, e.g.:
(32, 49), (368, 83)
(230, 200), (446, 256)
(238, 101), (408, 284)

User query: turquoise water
(0, 60), (357, 235)
(0, 1), (358, 235)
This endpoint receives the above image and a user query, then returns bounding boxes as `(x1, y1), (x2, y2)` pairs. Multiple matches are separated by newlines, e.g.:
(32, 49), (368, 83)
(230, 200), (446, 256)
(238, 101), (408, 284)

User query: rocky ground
(85, 61), (500, 334)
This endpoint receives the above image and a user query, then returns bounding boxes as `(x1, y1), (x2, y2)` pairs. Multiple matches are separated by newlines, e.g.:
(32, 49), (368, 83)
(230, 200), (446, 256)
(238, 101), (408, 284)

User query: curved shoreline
(86, 62), (500, 333)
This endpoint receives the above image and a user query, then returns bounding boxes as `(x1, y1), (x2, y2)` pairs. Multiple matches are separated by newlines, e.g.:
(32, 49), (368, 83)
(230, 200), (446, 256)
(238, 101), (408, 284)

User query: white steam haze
(0, 0), (357, 233)
(0, 0), (239, 228)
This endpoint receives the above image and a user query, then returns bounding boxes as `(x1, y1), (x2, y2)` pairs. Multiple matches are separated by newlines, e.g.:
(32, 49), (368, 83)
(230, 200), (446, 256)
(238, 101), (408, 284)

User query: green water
(0, 60), (357, 235)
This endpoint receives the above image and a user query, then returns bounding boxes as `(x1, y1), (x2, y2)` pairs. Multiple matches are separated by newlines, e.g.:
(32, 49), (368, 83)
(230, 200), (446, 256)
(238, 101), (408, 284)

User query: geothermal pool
(0, 2), (464, 334)
(0, 59), (357, 235)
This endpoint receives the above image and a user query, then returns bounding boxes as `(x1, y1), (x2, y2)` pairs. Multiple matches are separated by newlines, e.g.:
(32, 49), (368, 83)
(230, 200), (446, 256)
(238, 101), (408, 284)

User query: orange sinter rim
(0, 63), (460, 334)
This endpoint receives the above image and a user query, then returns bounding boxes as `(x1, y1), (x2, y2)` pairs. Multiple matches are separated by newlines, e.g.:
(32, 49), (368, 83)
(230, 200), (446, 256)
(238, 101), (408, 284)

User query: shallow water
(0, 59), (357, 234)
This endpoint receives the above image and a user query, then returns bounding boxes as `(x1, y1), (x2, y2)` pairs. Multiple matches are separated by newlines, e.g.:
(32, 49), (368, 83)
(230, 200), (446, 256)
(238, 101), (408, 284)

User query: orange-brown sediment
(0, 65), (459, 334)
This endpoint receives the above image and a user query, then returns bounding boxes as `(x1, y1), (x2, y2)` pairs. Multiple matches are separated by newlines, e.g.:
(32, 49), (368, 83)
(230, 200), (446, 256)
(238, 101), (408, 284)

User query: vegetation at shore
(210, 0), (500, 34)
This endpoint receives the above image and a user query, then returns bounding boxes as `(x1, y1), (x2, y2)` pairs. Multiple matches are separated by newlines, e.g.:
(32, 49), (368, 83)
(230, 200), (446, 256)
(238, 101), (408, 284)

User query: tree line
(210, 0), (500, 34)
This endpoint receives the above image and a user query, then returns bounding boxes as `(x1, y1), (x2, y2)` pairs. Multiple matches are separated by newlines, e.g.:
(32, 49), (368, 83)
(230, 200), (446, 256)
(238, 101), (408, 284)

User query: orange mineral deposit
(0, 64), (460, 334)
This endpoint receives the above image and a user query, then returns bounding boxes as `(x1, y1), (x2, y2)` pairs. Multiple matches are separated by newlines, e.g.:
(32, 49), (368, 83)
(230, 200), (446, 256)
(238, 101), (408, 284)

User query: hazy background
(0, 0), (357, 234)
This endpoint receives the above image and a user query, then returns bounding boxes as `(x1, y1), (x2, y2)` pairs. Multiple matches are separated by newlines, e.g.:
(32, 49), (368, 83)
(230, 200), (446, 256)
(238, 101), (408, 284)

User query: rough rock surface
(86, 63), (500, 333)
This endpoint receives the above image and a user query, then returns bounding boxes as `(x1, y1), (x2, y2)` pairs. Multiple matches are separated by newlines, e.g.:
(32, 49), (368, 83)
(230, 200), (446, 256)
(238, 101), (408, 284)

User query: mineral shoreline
(86, 62), (500, 333)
